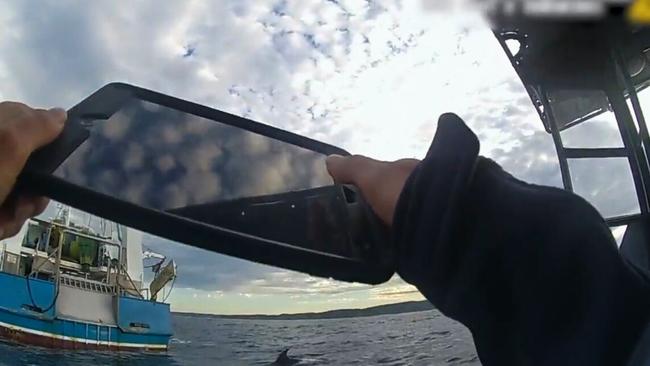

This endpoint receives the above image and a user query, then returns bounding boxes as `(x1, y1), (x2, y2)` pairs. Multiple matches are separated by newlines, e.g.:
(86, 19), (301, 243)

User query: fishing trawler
(0, 205), (177, 350)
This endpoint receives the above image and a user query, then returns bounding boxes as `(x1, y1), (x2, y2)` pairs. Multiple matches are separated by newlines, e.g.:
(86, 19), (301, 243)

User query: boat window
(568, 158), (640, 218)
(611, 225), (627, 248)
(559, 95), (624, 148)
(99, 243), (120, 267)
(60, 233), (100, 269)
(629, 85), (650, 134)
(21, 223), (49, 251)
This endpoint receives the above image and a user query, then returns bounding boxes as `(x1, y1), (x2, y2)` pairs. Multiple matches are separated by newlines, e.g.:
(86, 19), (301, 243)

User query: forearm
(393, 115), (650, 365)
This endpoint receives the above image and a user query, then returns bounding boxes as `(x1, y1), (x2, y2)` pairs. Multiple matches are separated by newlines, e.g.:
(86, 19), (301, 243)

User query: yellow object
(629, 0), (650, 24)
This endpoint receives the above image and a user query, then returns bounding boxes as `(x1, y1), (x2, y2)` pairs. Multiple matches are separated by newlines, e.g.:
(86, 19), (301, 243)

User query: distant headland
(174, 300), (434, 320)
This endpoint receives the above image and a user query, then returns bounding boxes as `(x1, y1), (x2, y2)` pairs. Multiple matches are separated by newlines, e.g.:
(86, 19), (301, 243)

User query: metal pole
(0, 242), (5, 272)
(613, 50), (650, 170)
(605, 74), (650, 214)
(541, 88), (574, 191)
(52, 232), (63, 315)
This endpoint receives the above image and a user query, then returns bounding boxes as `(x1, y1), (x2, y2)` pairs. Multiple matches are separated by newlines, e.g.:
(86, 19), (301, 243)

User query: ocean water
(0, 310), (479, 365)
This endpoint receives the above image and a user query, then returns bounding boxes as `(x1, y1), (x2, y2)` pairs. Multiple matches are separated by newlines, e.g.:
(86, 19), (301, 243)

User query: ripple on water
(170, 338), (191, 344)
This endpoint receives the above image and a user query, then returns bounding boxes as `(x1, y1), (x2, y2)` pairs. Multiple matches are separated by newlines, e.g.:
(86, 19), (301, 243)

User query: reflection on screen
(54, 99), (334, 211)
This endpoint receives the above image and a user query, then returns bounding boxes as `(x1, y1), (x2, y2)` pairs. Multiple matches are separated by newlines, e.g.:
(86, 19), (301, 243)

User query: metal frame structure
(494, 18), (650, 269)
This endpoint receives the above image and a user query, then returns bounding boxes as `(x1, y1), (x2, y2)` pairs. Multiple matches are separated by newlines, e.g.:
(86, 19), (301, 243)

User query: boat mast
(119, 225), (145, 292)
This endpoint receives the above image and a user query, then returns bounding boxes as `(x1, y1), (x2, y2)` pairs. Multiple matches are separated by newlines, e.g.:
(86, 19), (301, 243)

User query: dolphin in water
(271, 348), (300, 365)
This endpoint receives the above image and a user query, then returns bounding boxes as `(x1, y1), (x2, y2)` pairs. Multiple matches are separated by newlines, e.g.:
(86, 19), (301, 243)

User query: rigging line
(119, 262), (144, 299)
(25, 246), (61, 313)
(162, 277), (176, 303)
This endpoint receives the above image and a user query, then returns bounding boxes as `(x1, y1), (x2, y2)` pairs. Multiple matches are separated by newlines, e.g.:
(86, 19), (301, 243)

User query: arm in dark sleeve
(393, 113), (650, 366)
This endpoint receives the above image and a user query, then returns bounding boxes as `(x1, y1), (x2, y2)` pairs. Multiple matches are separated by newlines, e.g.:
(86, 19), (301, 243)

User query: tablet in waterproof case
(18, 83), (395, 284)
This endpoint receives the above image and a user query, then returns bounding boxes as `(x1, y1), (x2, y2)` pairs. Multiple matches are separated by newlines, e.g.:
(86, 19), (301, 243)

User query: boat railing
(59, 274), (114, 295)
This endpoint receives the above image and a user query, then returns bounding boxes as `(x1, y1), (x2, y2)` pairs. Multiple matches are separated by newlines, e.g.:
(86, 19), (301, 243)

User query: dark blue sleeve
(393, 113), (650, 365)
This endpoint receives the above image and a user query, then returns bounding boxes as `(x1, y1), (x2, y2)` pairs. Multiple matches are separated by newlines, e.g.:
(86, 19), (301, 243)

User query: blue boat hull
(0, 272), (171, 350)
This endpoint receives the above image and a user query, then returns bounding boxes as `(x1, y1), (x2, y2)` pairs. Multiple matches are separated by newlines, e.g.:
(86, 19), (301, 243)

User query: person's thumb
(21, 108), (67, 151)
(326, 154), (380, 186)
(325, 154), (350, 184)
(0, 106), (66, 203)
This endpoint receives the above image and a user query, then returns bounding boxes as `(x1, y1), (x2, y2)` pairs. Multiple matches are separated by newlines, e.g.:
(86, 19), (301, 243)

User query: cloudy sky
(0, 0), (643, 314)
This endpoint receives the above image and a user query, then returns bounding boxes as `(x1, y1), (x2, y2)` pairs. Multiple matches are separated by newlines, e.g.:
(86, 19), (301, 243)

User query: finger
(0, 107), (66, 162)
(0, 217), (28, 240)
(325, 155), (348, 183)
(0, 107), (66, 202)
(0, 101), (33, 120)
(3, 195), (50, 218)
(12, 107), (67, 152)
(0, 195), (40, 239)
(326, 154), (380, 186)
(32, 196), (50, 216)
(0, 195), (39, 223)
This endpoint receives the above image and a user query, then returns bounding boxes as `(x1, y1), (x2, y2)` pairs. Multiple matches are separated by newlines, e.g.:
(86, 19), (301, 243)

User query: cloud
(142, 234), (274, 292)
(488, 130), (562, 187)
(238, 270), (370, 296)
(142, 232), (424, 303)
(143, 232), (411, 302)
(368, 276), (423, 300)
(560, 109), (624, 148)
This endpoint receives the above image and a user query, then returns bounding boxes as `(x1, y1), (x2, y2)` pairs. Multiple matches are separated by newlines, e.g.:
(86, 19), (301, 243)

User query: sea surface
(0, 310), (479, 365)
